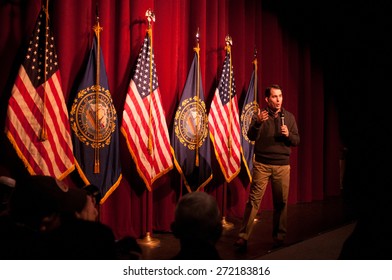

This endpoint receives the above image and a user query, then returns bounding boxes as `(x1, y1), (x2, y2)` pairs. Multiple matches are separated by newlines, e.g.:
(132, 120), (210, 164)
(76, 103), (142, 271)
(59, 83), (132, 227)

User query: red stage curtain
(0, 0), (341, 239)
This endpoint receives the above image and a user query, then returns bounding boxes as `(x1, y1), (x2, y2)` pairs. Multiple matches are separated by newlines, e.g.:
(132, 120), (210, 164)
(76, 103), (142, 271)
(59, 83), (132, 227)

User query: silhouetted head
(172, 191), (222, 244)
(9, 175), (91, 229)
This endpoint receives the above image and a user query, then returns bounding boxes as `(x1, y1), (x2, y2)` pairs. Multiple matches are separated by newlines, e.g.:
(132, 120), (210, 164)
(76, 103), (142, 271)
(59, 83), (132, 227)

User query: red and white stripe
(208, 87), (241, 182)
(121, 80), (173, 191)
(5, 66), (74, 179)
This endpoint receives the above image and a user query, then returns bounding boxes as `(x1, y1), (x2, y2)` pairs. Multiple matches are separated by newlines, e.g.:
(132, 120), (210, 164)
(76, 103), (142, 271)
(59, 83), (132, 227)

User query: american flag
(208, 48), (241, 182)
(4, 8), (74, 179)
(121, 29), (173, 191)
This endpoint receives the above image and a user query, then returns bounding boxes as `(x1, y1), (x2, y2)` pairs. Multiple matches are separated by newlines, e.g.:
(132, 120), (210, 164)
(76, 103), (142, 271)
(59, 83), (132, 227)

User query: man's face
(266, 88), (283, 112)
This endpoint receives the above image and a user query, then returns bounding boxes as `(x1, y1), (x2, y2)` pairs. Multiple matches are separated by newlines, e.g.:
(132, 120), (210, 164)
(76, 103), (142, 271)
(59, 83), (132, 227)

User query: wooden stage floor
(138, 196), (354, 260)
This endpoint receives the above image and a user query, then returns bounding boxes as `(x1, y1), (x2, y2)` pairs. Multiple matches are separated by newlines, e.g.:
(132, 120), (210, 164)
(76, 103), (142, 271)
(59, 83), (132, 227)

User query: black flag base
(137, 232), (160, 248)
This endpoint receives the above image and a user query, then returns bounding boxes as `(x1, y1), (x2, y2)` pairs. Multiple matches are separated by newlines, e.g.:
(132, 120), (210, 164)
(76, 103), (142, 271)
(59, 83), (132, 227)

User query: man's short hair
(265, 84), (281, 98)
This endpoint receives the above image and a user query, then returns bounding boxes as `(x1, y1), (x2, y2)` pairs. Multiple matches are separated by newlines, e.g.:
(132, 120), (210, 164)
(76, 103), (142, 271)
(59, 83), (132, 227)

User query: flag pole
(221, 181), (234, 230)
(137, 186), (160, 248)
(93, 4), (103, 174)
(253, 47), (258, 177)
(137, 9), (160, 248)
(253, 47), (258, 104)
(146, 9), (155, 156)
(194, 28), (200, 167)
(225, 35), (233, 157)
(221, 35), (234, 230)
(39, 0), (50, 141)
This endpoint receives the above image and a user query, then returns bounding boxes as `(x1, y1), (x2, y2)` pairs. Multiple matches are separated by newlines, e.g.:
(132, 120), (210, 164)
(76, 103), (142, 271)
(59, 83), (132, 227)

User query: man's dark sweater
(247, 108), (300, 165)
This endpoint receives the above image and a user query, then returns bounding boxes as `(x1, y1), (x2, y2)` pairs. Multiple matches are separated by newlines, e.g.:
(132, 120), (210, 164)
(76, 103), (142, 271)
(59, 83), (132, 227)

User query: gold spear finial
(253, 46), (258, 67)
(225, 35), (232, 46)
(93, 3), (103, 36)
(225, 35), (232, 53)
(194, 27), (200, 54)
(146, 9), (155, 28)
(196, 27), (200, 43)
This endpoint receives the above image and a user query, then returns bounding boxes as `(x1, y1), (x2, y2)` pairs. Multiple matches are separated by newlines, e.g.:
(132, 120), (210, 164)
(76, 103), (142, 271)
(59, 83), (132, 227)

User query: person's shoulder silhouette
(1, 174), (117, 259)
(46, 218), (117, 260)
(171, 191), (222, 260)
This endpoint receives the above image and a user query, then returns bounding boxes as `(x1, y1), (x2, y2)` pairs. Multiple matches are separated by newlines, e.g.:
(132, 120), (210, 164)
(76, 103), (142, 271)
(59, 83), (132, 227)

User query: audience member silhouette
(82, 184), (102, 205)
(115, 236), (143, 260)
(171, 191), (222, 260)
(0, 174), (117, 259)
(0, 176), (15, 215)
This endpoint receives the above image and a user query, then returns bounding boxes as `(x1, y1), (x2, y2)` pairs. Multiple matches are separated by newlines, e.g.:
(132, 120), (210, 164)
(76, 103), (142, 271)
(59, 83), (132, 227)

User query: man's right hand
(257, 109), (269, 123)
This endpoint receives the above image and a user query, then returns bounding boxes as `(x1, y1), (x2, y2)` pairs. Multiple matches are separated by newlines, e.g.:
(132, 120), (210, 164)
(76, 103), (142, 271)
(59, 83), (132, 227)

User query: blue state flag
(240, 68), (259, 182)
(70, 34), (122, 203)
(171, 52), (212, 192)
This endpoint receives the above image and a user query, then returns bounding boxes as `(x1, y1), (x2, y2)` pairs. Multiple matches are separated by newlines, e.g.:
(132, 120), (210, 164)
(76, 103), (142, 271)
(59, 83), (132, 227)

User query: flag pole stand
(137, 189), (160, 248)
(221, 181), (234, 230)
(137, 232), (160, 248)
(222, 216), (234, 230)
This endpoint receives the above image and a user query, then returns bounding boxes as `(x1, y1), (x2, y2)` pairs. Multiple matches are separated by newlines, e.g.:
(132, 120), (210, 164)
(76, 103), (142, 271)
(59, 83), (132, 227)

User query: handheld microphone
(280, 111), (285, 126)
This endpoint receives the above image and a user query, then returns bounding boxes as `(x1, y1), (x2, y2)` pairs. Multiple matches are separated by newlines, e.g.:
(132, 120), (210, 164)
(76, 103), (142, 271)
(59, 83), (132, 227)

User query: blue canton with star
(133, 36), (159, 98)
(218, 54), (236, 106)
